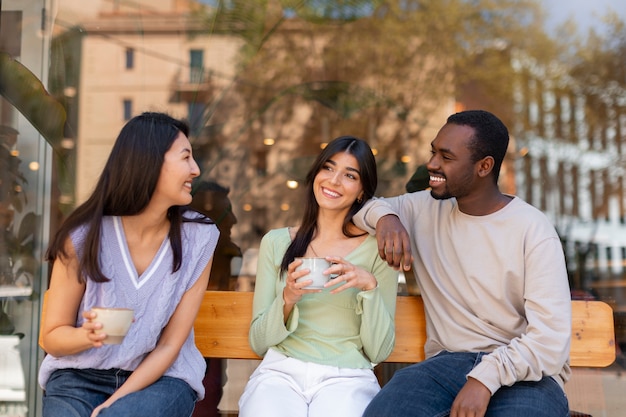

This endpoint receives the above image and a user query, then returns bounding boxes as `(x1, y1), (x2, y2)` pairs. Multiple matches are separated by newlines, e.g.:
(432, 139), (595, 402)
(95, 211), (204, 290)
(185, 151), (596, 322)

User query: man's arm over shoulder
(354, 195), (415, 270)
(353, 197), (398, 234)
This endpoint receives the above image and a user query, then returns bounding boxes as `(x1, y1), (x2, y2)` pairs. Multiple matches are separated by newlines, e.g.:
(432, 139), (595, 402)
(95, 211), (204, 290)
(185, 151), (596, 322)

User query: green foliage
(192, 0), (623, 216)
(188, 0), (575, 202)
(571, 14), (626, 90)
(198, 0), (552, 134)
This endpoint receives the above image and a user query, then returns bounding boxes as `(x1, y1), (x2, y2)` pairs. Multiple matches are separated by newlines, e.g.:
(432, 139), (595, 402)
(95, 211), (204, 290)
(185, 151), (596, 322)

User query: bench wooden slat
(386, 295), (426, 362)
(194, 291), (259, 360)
(570, 300), (615, 367)
(193, 291), (616, 367)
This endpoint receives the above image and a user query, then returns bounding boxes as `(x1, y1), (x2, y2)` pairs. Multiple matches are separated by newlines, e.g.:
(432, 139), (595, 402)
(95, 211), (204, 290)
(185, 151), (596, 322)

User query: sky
(541, 0), (626, 34)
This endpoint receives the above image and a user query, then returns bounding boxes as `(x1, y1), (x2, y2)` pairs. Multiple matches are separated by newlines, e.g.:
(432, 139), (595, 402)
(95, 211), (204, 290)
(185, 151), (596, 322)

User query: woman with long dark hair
(238, 136), (398, 417)
(39, 112), (219, 417)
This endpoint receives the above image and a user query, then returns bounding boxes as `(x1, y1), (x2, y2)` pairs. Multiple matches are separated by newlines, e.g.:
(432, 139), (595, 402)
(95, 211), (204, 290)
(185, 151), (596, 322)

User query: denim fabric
(363, 351), (569, 417)
(43, 368), (196, 417)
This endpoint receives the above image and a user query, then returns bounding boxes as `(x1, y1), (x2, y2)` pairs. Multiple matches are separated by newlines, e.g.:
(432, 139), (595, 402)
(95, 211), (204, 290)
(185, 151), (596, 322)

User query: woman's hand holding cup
(284, 258), (324, 305)
(325, 256), (377, 293)
(82, 307), (134, 347)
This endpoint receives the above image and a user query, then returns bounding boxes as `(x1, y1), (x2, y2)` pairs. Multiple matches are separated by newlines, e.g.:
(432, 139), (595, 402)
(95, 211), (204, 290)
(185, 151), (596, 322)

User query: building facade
(512, 52), (626, 347)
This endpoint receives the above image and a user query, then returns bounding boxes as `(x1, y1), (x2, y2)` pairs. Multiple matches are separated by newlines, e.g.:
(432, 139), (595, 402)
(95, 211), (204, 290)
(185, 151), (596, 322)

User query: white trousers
(238, 349), (380, 417)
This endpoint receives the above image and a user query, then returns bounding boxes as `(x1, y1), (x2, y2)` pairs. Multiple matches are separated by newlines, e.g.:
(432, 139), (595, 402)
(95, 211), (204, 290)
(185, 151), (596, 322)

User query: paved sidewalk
(565, 363), (626, 417)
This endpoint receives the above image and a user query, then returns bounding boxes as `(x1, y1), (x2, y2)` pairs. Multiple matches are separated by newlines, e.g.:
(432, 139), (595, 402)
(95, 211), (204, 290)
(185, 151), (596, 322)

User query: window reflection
(0, 0), (623, 415)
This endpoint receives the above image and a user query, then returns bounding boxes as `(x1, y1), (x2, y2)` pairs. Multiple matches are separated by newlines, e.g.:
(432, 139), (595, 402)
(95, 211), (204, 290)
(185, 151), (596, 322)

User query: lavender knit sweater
(38, 215), (219, 399)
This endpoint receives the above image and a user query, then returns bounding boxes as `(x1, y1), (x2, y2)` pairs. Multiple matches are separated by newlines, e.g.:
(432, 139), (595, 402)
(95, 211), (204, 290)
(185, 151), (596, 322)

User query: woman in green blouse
(238, 136), (398, 417)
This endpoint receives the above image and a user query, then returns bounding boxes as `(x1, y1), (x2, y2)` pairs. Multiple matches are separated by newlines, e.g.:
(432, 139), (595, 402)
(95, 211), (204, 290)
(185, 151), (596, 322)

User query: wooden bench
(194, 290), (616, 366)
(39, 290), (617, 414)
(194, 290), (616, 417)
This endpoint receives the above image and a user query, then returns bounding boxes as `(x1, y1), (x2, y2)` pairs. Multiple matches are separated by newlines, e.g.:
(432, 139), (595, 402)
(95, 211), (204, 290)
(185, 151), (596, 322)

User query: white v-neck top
(39, 214), (219, 399)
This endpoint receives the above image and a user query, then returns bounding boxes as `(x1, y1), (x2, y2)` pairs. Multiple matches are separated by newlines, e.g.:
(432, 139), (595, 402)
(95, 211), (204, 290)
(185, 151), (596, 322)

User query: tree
(192, 0), (562, 243)
(569, 13), (626, 90)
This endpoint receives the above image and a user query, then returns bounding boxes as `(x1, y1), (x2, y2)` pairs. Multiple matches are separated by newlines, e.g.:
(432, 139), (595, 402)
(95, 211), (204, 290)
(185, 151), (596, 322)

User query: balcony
(171, 68), (213, 102)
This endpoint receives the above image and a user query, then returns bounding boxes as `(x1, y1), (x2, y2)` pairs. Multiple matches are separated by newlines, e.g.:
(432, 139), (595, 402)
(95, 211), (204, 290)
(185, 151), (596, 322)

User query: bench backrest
(193, 291), (616, 367)
(39, 289), (616, 367)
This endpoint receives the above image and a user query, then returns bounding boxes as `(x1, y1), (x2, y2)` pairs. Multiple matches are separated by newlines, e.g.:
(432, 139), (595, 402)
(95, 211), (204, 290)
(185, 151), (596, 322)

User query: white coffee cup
(92, 307), (134, 344)
(295, 257), (331, 289)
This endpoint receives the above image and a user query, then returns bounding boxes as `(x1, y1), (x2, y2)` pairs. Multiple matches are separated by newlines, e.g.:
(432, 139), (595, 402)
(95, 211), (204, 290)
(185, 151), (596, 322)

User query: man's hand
(375, 215), (412, 270)
(450, 377), (491, 417)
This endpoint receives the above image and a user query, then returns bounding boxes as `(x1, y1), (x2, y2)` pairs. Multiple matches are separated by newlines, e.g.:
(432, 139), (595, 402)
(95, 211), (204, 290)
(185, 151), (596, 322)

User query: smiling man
(354, 110), (572, 417)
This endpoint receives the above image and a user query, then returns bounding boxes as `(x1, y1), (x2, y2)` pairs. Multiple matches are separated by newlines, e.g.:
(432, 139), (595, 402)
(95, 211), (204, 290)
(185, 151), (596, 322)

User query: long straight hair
(280, 136), (377, 275)
(46, 112), (212, 283)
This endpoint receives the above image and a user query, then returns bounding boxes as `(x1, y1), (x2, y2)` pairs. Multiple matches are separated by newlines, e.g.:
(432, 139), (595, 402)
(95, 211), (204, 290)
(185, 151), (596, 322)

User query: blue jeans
(363, 351), (569, 417)
(43, 368), (196, 417)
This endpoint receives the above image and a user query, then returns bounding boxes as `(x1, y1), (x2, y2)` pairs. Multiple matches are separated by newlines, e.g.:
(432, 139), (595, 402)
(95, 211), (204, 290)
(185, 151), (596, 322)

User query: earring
(357, 196), (363, 203)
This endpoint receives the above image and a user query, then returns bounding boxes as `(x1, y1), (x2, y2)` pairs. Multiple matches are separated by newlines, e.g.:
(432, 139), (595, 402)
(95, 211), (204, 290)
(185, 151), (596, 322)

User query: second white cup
(92, 307), (134, 344)
(295, 257), (331, 289)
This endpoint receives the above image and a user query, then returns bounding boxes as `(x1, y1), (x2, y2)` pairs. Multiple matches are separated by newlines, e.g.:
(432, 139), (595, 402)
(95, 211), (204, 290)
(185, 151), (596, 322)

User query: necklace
(309, 243), (320, 257)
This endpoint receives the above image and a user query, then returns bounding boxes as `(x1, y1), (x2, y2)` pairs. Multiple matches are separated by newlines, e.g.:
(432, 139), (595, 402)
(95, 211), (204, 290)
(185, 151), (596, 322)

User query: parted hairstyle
(46, 112), (212, 283)
(447, 110), (509, 184)
(280, 135), (377, 274)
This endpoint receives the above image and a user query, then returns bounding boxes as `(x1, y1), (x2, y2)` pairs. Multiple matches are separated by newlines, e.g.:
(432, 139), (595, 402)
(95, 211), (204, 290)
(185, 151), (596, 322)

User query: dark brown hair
(46, 112), (212, 283)
(280, 135), (377, 275)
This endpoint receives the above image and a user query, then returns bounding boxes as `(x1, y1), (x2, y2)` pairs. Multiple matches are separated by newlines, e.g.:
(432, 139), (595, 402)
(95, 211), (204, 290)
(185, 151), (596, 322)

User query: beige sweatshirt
(353, 191), (572, 394)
